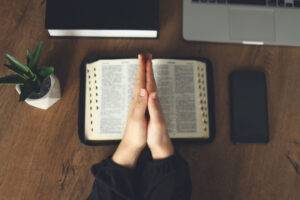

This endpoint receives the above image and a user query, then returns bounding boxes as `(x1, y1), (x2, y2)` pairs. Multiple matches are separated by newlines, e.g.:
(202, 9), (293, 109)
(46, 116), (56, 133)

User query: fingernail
(151, 92), (157, 99)
(147, 53), (152, 60)
(140, 88), (146, 97)
(138, 54), (142, 60)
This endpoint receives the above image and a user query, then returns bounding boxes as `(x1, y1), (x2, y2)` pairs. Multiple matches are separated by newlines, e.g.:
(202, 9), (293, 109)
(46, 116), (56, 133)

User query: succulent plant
(0, 42), (54, 101)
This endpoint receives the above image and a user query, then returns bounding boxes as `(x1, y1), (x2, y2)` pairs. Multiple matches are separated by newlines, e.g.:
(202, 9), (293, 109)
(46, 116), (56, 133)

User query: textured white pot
(16, 75), (61, 110)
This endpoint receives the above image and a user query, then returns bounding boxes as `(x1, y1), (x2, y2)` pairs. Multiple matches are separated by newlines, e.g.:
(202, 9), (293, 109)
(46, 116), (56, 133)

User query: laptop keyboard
(192, 0), (300, 8)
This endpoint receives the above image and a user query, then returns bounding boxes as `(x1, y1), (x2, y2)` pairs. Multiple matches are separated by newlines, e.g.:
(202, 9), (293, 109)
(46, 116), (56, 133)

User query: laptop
(183, 0), (300, 46)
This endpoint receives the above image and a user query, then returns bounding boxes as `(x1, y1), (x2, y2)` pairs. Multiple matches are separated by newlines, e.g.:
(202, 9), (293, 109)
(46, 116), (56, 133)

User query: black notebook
(45, 0), (159, 38)
(78, 57), (215, 145)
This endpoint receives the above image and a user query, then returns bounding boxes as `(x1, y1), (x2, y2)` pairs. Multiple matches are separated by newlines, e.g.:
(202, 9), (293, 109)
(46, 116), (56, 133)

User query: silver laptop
(183, 0), (300, 46)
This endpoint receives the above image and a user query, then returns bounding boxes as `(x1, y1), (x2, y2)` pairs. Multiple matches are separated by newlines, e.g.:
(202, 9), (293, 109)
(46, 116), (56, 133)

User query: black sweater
(88, 151), (192, 200)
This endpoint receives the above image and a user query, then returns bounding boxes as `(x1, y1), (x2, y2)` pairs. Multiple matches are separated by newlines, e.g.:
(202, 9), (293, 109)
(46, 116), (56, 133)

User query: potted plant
(0, 42), (61, 109)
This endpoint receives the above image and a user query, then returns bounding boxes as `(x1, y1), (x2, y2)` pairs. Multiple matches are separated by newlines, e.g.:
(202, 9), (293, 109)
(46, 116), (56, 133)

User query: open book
(79, 58), (214, 144)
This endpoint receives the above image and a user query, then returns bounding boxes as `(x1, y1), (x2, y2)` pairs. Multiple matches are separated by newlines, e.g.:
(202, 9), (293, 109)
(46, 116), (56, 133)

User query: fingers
(134, 54), (146, 95)
(132, 88), (148, 119)
(132, 53), (159, 120)
(146, 54), (157, 93)
(147, 92), (164, 122)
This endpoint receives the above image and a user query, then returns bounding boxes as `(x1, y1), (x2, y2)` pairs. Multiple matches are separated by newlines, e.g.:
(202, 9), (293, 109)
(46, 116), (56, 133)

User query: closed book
(45, 0), (159, 38)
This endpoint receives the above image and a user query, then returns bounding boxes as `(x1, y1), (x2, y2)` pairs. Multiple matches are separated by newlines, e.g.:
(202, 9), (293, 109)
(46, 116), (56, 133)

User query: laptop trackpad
(229, 8), (275, 42)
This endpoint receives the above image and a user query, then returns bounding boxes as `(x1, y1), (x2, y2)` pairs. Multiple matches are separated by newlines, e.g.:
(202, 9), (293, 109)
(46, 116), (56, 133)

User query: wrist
(112, 140), (144, 168)
(149, 141), (174, 160)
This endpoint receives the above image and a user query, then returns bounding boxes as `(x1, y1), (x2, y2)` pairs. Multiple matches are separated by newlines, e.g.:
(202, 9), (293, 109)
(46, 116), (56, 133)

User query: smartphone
(230, 70), (269, 143)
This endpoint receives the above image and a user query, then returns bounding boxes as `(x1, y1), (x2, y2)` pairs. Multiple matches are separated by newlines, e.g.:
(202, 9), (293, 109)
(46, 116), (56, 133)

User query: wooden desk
(0, 0), (299, 199)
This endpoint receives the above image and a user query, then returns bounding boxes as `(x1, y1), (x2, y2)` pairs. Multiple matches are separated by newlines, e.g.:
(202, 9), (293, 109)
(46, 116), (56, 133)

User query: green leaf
(26, 49), (32, 66)
(28, 42), (43, 70)
(5, 54), (30, 73)
(5, 54), (35, 79)
(39, 66), (54, 79)
(0, 74), (25, 84)
(4, 64), (30, 80)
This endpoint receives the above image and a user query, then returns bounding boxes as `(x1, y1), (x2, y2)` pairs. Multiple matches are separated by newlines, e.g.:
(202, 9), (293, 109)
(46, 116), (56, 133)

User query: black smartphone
(229, 70), (269, 143)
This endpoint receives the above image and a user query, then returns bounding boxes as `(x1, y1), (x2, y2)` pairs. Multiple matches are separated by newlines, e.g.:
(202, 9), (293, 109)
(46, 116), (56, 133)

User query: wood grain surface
(0, 0), (300, 199)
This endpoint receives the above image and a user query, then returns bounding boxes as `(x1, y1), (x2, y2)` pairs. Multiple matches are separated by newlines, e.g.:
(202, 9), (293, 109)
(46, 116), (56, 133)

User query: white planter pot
(16, 75), (61, 110)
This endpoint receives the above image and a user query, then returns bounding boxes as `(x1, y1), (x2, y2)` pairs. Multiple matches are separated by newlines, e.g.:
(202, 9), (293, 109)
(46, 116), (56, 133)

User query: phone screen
(230, 70), (269, 143)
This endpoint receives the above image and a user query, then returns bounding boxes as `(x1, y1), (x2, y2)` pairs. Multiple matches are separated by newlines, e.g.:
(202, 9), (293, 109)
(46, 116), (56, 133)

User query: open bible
(79, 58), (214, 144)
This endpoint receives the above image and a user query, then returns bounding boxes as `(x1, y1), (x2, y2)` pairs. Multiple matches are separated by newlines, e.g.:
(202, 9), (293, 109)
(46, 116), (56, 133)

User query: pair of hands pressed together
(112, 54), (174, 168)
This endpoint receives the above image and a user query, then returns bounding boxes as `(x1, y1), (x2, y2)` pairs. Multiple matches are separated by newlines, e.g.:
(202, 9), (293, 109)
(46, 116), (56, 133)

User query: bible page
(152, 59), (209, 139)
(85, 59), (138, 140)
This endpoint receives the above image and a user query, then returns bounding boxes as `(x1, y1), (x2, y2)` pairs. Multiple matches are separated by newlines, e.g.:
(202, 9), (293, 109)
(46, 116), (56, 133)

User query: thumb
(148, 92), (163, 122)
(132, 88), (148, 118)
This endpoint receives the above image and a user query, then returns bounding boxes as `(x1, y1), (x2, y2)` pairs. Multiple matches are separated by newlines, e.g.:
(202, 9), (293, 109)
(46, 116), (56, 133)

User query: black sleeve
(140, 154), (192, 200)
(88, 157), (137, 200)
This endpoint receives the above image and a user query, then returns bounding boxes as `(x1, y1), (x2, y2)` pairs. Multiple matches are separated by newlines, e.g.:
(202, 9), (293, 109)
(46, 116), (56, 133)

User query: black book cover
(45, 0), (159, 31)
